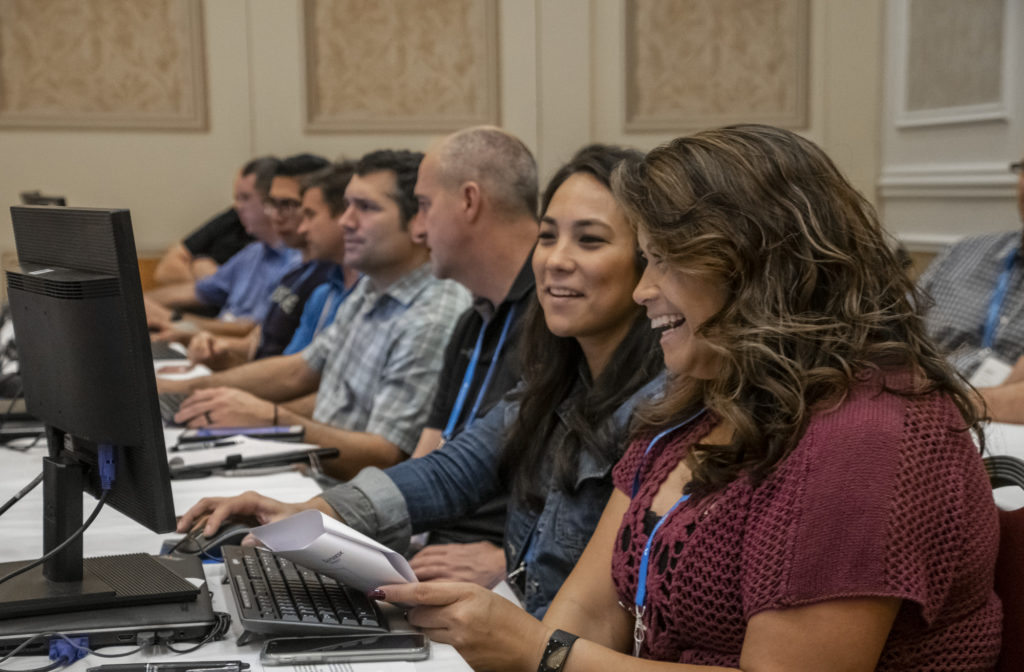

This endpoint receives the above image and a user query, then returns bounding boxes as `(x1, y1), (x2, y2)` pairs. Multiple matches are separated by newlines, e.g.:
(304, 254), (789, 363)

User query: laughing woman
(381, 125), (1000, 672)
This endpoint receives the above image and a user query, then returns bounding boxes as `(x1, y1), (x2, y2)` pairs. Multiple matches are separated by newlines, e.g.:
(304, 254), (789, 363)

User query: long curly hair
(500, 144), (664, 510)
(612, 124), (982, 499)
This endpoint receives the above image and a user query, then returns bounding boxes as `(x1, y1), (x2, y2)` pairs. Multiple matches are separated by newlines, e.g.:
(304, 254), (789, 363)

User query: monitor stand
(0, 453), (198, 620)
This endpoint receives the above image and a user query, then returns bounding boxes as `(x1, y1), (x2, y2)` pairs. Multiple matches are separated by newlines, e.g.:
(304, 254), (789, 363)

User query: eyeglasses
(264, 198), (301, 217)
(1011, 161), (1023, 175)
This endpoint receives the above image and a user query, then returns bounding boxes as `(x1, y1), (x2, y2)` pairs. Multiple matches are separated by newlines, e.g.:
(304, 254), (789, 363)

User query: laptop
(0, 554), (217, 655)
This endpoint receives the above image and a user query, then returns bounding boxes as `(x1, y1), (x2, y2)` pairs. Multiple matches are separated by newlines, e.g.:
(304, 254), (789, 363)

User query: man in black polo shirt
(402, 126), (539, 586)
(153, 156), (280, 285)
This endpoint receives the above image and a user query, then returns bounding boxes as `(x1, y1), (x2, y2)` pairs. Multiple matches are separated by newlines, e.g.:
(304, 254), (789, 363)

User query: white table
(0, 440), (470, 671)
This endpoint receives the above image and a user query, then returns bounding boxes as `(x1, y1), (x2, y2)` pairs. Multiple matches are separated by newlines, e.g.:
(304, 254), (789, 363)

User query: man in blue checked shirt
(918, 154), (1024, 423)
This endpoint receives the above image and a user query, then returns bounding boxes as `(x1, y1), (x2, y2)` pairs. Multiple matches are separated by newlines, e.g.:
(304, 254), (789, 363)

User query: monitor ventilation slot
(7, 274), (120, 300)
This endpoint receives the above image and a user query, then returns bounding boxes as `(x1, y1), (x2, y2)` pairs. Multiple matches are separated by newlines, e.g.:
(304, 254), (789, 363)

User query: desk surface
(0, 440), (471, 671)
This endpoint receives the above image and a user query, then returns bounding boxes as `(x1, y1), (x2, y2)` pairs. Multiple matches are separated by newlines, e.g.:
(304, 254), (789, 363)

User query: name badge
(969, 355), (1013, 388)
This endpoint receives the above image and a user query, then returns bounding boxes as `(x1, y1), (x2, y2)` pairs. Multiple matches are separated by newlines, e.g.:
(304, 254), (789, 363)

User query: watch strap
(537, 629), (579, 672)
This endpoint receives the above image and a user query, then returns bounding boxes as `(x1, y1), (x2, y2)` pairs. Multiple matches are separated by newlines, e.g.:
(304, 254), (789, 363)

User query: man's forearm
(174, 352), (319, 400)
(153, 244), (195, 286)
(276, 405), (406, 481)
(184, 314), (256, 337)
(146, 281), (204, 310)
(977, 382), (1024, 424)
(281, 392), (317, 419)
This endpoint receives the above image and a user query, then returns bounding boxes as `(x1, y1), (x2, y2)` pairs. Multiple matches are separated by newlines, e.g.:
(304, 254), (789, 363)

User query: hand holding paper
(251, 510), (417, 594)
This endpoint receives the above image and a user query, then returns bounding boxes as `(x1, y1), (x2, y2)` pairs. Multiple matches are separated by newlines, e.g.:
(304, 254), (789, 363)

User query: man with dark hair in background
(153, 156), (280, 285)
(146, 154), (332, 343)
(159, 149), (471, 480)
(187, 161), (360, 369)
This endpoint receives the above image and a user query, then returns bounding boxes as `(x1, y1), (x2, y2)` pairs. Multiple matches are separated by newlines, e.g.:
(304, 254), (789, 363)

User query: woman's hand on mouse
(176, 491), (339, 539)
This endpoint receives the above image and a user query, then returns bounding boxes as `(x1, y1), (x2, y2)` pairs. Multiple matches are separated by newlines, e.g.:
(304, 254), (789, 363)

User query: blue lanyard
(629, 408), (706, 656)
(441, 306), (516, 441)
(982, 246), (1020, 349)
(631, 408), (706, 497)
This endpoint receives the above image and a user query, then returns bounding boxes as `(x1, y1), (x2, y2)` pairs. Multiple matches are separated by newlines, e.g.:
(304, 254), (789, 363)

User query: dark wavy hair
(612, 124), (982, 500)
(500, 144), (664, 510)
(354, 149), (424, 228)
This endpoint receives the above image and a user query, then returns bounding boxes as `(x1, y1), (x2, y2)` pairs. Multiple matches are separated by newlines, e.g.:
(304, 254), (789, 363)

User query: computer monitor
(0, 206), (198, 619)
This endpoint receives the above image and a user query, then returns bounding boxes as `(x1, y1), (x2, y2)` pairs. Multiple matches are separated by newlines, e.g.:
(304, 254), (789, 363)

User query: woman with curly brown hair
(380, 125), (1001, 672)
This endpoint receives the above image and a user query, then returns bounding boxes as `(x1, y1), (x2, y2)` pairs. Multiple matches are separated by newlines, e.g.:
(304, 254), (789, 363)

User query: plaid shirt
(919, 230), (1024, 376)
(302, 264), (470, 455)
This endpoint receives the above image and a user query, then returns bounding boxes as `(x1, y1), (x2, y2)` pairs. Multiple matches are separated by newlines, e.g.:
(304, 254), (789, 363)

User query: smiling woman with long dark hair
(175, 143), (665, 618)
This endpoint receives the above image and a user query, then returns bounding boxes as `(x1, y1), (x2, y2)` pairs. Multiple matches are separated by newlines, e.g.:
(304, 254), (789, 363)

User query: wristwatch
(537, 629), (579, 672)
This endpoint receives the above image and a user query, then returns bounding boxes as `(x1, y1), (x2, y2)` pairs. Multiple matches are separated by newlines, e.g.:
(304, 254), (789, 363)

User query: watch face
(541, 630), (578, 671)
(544, 645), (571, 669)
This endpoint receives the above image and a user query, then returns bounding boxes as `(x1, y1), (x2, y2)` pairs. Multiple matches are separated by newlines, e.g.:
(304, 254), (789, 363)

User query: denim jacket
(321, 374), (664, 617)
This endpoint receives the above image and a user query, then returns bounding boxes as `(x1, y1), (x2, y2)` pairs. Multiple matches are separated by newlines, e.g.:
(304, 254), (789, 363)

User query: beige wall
(0, 0), (883, 259)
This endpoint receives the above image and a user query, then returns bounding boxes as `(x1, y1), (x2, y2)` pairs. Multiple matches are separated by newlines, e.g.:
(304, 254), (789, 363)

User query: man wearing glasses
(146, 155), (328, 342)
(186, 159), (356, 369)
(918, 157), (1024, 422)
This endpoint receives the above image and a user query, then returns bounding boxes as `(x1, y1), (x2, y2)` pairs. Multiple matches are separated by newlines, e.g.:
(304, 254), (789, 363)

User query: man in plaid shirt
(161, 149), (471, 479)
(918, 156), (1024, 423)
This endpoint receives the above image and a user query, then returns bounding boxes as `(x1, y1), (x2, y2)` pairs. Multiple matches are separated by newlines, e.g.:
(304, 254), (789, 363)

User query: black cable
(0, 433), (45, 453)
(0, 631), (143, 672)
(0, 379), (22, 437)
(0, 472), (43, 517)
(0, 490), (110, 587)
(163, 612), (232, 653)
(0, 632), (82, 672)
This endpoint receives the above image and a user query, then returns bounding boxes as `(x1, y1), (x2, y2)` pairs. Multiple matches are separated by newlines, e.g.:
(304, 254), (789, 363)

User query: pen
(86, 662), (250, 672)
(172, 439), (242, 452)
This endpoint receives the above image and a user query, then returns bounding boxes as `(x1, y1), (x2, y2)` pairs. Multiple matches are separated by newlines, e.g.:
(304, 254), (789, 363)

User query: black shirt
(255, 260), (335, 360)
(182, 207), (254, 264)
(423, 258), (535, 546)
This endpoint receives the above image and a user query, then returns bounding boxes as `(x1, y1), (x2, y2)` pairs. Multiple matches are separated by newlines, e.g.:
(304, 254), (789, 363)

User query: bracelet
(272, 404), (278, 426)
(537, 629), (578, 672)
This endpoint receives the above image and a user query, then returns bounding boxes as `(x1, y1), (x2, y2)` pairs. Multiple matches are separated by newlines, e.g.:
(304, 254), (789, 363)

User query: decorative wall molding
(896, 232), (963, 253)
(880, 162), (1018, 199)
(302, 0), (499, 133)
(0, 0), (207, 131)
(623, 0), (809, 132)
(894, 0), (1013, 128)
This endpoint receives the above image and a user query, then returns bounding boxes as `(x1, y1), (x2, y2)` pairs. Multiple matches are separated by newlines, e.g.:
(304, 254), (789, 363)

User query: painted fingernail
(367, 588), (386, 601)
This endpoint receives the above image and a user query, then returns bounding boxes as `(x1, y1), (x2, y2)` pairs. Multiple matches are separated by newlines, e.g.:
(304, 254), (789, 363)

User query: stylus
(87, 661), (250, 672)
(172, 439), (243, 451)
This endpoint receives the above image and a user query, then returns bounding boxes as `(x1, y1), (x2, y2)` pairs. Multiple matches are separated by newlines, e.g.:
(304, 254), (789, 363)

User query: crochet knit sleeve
(741, 388), (998, 627)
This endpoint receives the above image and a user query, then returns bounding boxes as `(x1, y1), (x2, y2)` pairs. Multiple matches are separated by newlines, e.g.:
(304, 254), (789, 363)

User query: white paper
(252, 510), (417, 593)
(167, 435), (321, 469)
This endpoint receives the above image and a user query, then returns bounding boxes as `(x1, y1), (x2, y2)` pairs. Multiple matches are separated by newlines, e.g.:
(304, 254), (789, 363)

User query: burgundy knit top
(611, 375), (1001, 669)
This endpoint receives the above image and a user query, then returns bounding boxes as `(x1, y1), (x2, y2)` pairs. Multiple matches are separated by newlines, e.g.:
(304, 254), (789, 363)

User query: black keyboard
(159, 393), (187, 425)
(222, 545), (389, 637)
(151, 341), (188, 360)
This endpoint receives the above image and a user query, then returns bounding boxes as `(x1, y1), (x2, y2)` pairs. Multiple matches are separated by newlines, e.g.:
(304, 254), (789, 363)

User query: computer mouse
(194, 522), (253, 552)
(168, 521), (253, 560)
